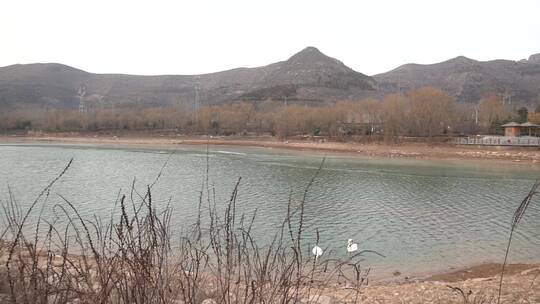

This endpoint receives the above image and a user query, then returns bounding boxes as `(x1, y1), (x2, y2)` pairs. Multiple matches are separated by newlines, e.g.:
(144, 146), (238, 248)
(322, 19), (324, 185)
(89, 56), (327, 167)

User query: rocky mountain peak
(286, 46), (341, 67)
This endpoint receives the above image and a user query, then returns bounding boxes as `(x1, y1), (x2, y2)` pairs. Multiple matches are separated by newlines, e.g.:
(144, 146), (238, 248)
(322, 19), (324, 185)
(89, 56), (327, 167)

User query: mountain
(2, 48), (540, 111)
(0, 47), (376, 110)
(374, 54), (540, 103)
(529, 53), (540, 64)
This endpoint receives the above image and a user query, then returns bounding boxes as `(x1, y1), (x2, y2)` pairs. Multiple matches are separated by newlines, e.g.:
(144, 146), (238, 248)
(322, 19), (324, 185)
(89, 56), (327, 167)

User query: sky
(1, 0), (539, 76)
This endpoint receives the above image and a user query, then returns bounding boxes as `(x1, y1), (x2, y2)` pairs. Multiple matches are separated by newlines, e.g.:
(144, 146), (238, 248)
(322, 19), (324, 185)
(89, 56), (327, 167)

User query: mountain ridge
(374, 54), (540, 103)
(0, 47), (377, 110)
(1, 47), (540, 111)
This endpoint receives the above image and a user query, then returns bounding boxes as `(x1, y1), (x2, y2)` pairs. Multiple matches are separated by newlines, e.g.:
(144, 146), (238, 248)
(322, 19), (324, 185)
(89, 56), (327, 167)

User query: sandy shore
(323, 263), (540, 303)
(3, 134), (540, 165)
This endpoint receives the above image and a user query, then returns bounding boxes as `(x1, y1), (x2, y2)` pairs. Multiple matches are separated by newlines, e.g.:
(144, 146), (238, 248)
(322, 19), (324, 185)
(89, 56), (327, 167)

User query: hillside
(374, 53), (540, 103)
(0, 47), (376, 110)
(2, 48), (540, 111)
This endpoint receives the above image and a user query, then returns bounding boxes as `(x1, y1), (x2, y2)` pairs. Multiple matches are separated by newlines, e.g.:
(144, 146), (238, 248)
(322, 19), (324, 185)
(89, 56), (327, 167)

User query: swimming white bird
(347, 239), (358, 253)
(312, 245), (323, 259)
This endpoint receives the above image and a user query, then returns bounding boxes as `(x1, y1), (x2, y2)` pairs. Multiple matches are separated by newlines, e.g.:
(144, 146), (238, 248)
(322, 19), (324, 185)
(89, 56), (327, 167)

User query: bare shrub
(0, 158), (376, 303)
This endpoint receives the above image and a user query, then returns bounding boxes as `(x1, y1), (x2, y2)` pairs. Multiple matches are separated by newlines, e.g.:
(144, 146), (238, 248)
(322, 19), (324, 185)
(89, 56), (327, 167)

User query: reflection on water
(1, 143), (539, 278)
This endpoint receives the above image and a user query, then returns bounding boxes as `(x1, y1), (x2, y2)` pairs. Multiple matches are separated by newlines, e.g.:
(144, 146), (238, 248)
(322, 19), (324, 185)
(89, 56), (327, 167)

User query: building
(501, 122), (540, 137)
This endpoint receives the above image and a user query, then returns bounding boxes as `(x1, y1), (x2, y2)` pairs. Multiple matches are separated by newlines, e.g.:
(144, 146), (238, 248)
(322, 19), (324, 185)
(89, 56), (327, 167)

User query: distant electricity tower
(194, 76), (200, 122)
(77, 84), (87, 113)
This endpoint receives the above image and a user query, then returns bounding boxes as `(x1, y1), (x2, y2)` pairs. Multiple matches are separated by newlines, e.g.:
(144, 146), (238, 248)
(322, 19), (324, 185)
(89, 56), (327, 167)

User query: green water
(1, 143), (539, 278)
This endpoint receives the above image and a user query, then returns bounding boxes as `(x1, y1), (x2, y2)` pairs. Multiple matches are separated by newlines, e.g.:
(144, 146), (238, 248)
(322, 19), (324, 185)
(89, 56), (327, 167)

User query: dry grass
(0, 158), (377, 304)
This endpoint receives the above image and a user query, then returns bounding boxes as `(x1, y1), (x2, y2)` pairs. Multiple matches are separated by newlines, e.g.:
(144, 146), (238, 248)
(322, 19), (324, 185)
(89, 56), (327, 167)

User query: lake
(1, 143), (539, 279)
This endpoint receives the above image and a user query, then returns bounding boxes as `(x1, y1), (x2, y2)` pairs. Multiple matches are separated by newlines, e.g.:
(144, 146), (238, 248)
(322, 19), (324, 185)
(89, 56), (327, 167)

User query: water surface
(1, 143), (539, 278)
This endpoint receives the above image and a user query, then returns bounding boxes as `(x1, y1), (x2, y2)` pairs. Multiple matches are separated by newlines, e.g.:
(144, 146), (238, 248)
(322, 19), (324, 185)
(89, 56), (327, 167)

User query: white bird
(347, 239), (358, 253)
(312, 245), (323, 259)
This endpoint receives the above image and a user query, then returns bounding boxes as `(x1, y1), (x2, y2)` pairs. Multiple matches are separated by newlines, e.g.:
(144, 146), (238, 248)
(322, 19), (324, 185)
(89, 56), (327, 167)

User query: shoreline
(373, 261), (540, 284)
(3, 134), (540, 165)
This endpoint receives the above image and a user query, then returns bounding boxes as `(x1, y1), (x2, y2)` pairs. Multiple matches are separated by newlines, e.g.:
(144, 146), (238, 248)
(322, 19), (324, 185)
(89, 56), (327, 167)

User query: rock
(51, 256), (65, 267)
(47, 295), (59, 304)
(0, 294), (11, 303)
(470, 277), (494, 282)
(520, 267), (540, 276)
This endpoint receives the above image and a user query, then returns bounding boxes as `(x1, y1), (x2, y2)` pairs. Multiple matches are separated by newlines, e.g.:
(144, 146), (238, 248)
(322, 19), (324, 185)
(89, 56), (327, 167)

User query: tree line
(1, 87), (535, 140)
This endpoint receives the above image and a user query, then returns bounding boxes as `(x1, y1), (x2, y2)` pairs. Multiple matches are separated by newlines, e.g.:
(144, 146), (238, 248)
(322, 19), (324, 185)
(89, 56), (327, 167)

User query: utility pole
(283, 96), (288, 140)
(78, 84), (87, 114)
(502, 89), (512, 106)
(194, 77), (200, 123)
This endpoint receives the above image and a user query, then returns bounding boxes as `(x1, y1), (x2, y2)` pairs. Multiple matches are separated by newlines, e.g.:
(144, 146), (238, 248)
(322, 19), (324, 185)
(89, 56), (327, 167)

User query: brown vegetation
(0, 87), (532, 141)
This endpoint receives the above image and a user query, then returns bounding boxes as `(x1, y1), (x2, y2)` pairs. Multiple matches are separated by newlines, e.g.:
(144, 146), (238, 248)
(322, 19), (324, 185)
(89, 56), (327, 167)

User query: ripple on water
(0, 144), (539, 278)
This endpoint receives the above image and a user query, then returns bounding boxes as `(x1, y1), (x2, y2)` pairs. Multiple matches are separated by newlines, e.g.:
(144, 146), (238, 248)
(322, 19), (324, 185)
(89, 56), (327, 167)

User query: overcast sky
(2, 0), (539, 76)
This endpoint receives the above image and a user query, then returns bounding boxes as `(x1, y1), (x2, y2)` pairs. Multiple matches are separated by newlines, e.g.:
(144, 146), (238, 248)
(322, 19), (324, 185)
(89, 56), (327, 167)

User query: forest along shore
(2, 134), (540, 164)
